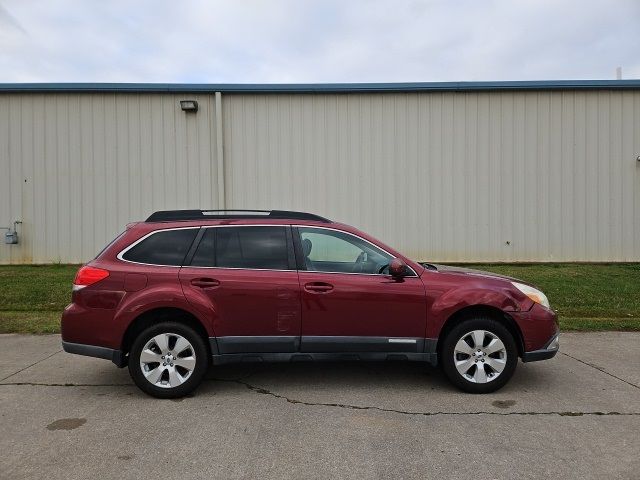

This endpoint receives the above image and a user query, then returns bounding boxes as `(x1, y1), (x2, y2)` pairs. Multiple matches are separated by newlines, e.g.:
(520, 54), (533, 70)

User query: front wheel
(128, 322), (209, 398)
(441, 317), (518, 394)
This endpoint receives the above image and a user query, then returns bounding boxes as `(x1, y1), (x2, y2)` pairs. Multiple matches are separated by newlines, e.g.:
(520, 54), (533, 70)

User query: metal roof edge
(1, 80), (639, 93)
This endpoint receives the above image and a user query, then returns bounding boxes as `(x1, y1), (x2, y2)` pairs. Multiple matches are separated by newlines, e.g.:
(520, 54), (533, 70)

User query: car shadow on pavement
(195, 360), (552, 397)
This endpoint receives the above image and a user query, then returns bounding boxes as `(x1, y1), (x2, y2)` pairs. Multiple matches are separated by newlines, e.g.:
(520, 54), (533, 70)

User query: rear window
(190, 226), (290, 270)
(121, 228), (198, 266)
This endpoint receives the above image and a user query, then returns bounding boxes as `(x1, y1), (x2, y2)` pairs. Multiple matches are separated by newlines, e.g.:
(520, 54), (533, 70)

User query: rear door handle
(190, 278), (220, 288)
(304, 282), (334, 293)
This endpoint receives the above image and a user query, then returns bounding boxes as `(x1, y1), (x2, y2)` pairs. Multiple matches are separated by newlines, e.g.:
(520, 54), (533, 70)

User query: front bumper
(62, 341), (127, 367)
(522, 333), (559, 362)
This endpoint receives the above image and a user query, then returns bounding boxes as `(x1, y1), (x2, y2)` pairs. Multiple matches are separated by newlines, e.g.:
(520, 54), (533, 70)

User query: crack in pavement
(2, 377), (639, 417)
(559, 351), (640, 390)
(211, 377), (640, 418)
(3, 351), (639, 418)
(0, 373), (257, 388)
(0, 382), (133, 387)
(0, 349), (63, 383)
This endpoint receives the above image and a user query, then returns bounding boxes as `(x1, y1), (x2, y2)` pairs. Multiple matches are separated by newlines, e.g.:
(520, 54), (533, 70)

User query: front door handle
(190, 278), (221, 288)
(304, 282), (334, 293)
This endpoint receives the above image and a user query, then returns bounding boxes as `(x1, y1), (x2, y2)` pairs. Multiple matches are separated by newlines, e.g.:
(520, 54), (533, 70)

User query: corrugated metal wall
(223, 91), (640, 262)
(0, 93), (220, 263)
(1, 89), (639, 263)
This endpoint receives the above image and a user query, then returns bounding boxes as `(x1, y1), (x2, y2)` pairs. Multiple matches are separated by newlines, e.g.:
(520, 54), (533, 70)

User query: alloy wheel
(453, 330), (507, 383)
(139, 333), (197, 388)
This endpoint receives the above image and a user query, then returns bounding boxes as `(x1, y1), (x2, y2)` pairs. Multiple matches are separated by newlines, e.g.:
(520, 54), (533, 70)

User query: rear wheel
(441, 317), (518, 394)
(128, 322), (209, 398)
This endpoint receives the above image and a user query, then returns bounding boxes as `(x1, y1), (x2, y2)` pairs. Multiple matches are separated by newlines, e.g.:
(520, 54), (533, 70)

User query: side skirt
(209, 337), (439, 366)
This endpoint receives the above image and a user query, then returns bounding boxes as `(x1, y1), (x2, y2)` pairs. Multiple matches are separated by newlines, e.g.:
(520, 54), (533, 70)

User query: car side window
(190, 226), (291, 270)
(298, 227), (393, 274)
(121, 228), (198, 266)
(190, 228), (215, 266)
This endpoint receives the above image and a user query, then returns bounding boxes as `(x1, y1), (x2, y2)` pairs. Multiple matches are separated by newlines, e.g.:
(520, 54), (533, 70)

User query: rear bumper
(522, 333), (559, 363)
(62, 341), (126, 367)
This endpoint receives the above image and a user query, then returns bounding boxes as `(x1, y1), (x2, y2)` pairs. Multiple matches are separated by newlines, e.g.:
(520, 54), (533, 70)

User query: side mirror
(389, 258), (408, 278)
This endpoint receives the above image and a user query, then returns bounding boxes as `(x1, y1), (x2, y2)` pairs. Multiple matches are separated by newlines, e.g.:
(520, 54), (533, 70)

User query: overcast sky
(0, 0), (639, 83)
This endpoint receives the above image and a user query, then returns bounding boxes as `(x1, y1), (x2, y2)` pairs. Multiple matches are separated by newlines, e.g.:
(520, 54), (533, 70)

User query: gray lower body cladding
(62, 334), (558, 368)
(210, 336), (439, 365)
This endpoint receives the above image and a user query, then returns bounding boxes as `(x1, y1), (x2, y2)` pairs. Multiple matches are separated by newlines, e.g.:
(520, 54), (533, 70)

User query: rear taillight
(74, 266), (110, 288)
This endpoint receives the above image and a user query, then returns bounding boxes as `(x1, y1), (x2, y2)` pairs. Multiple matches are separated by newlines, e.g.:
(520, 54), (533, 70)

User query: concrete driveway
(1, 332), (639, 479)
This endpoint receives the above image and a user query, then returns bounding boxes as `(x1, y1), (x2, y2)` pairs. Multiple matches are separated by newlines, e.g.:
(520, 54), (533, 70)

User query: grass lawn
(466, 263), (640, 332)
(0, 263), (638, 334)
(0, 264), (78, 334)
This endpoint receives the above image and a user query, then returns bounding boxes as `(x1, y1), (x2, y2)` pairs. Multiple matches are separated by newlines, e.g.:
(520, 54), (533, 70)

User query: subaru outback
(61, 210), (559, 398)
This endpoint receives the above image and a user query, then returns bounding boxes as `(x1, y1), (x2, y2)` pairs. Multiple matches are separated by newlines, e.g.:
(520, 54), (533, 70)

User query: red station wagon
(61, 210), (559, 398)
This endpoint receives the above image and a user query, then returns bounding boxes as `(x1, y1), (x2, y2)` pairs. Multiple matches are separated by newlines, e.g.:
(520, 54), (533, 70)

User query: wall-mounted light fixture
(180, 100), (199, 112)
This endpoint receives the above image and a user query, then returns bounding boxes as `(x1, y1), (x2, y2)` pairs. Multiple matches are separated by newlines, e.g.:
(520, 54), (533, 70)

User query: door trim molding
(214, 336), (300, 354)
(211, 335), (435, 354)
(301, 336), (425, 353)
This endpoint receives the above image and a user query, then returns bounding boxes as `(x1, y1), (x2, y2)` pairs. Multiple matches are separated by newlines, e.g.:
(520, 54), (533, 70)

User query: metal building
(1, 81), (639, 264)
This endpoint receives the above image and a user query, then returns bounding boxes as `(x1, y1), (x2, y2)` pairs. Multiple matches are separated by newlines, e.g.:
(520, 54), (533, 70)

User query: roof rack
(145, 209), (331, 223)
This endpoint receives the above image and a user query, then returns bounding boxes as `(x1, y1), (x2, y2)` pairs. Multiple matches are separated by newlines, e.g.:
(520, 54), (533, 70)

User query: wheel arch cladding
(436, 305), (525, 358)
(121, 307), (211, 356)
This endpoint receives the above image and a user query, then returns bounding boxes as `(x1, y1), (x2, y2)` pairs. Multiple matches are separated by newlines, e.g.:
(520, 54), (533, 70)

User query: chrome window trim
(192, 224), (294, 271)
(295, 225), (418, 277)
(118, 224), (293, 270)
(116, 223), (417, 277)
(182, 265), (295, 273)
(296, 269), (419, 278)
(116, 226), (200, 268)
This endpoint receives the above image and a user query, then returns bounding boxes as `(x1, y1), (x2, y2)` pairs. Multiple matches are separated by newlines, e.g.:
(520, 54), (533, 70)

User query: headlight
(511, 282), (550, 308)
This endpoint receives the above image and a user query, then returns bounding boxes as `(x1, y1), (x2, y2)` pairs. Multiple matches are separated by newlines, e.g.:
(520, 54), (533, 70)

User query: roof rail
(145, 209), (331, 223)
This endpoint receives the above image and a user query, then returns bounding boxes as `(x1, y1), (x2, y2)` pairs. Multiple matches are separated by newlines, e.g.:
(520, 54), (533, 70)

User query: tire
(128, 321), (209, 398)
(441, 317), (518, 394)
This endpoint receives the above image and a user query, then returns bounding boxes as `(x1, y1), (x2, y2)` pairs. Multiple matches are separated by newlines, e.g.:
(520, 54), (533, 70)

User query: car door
(294, 226), (427, 354)
(179, 225), (302, 354)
